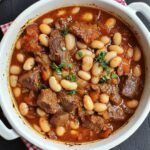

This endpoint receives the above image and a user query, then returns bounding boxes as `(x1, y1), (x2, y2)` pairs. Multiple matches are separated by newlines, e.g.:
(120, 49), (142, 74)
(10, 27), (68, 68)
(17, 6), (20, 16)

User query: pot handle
(0, 120), (19, 140)
(128, 2), (150, 22)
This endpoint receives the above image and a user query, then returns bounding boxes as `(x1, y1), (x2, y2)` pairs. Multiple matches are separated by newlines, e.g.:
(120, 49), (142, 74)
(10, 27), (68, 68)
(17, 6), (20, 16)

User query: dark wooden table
(0, 0), (150, 150)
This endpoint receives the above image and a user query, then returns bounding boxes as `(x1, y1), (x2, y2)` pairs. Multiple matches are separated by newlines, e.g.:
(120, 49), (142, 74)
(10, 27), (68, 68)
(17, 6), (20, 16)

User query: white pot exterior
(0, 0), (150, 150)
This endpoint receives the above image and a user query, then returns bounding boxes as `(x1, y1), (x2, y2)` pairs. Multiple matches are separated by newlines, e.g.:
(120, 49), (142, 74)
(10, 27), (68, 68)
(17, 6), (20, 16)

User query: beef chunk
(48, 131), (57, 140)
(69, 21), (100, 44)
(37, 89), (60, 114)
(55, 17), (72, 30)
(82, 115), (104, 132)
(19, 68), (40, 91)
(21, 24), (42, 53)
(58, 92), (79, 112)
(50, 111), (69, 127)
(122, 75), (141, 98)
(100, 84), (122, 105)
(49, 30), (67, 63)
(108, 105), (125, 120)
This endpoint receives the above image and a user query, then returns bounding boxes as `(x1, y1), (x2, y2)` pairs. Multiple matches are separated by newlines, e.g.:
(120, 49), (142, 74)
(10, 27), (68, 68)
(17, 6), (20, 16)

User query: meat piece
(58, 92), (79, 112)
(37, 89), (60, 114)
(48, 131), (57, 140)
(19, 68), (40, 91)
(50, 111), (69, 127)
(21, 23), (42, 53)
(49, 30), (68, 63)
(69, 21), (100, 44)
(122, 75), (141, 98)
(82, 115), (104, 132)
(100, 83), (122, 105)
(55, 17), (72, 30)
(108, 105), (125, 120)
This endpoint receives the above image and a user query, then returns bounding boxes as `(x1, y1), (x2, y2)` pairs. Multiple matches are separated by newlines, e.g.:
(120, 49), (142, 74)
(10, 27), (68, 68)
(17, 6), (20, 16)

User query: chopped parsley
(66, 73), (76, 82)
(50, 62), (65, 74)
(95, 52), (109, 70)
(60, 27), (69, 37)
(66, 63), (73, 69)
(77, 51), (83, 58)
(99, 75), (109, 83)
(39, 83), (48, 89)
(68, 90), (77, 95)
(111, 73), (118, 79)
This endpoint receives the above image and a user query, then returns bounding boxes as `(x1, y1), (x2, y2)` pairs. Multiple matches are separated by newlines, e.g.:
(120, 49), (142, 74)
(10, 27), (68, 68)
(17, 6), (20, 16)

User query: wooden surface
(0, 0), (150, 150)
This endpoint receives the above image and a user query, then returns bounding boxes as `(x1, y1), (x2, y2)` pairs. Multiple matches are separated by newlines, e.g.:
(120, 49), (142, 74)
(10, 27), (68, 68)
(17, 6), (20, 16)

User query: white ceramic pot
(0, 0), (150, 150)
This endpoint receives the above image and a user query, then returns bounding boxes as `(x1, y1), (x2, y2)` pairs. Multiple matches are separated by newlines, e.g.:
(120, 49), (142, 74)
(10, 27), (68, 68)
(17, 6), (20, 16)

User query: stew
(9, 6), (144, 143)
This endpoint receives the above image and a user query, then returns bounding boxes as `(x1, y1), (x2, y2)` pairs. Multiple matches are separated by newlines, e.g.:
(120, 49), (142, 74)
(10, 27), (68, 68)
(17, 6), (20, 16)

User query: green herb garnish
(68, 90), (77, 95)
(66, 63), (73, 69)
(99, 75), (109, 83)
(60, 27), (69, 37)
(111, 73), (118, 79)
(66, 73), (76, 82)
(77, 51), (83, 58)
(50, 62), (65, 74)
(39, 83), (48, 89)
(95, 51), (110, 73)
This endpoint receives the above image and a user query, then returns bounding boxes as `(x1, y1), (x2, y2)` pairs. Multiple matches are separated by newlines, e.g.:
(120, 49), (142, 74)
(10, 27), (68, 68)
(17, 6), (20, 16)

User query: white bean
(19, 102), (29, 116)
(70, 120), (79, 129)
(49, 76), (62, 92)
(113, 32), (122, 45)
(10, 65), (21, 75)
(39, 117), (51, 133)
(82, 12), (93, 21)
(10, 75), (18, 87)
(42, 18), (53, 24)
(82, 56), (93, 72)
(65, 33), (76, 50)
(99, 93), (109, 104)
(39, 24), (51, 35)
(13, 87), (21, 97)
(72, 7), (80, 14)
(83, 95), (94, 111)
(100, 36), (110, 45)
(75, 49), (93, 60)
(61, 79), (77, 90)
(105, 51), (117, 62)
(110, 56), (122, 68)
(77, 41), (87, 49)
(91, 76), (99, 84)
(126, 99), (138, 109)
(105, 18), (116, 28)
(56, 126), (65, 136)
(78, 70), (91, 81)
(77, 78), (88, 88)
(16, 53), (25, 63)
(39, 34), (49, 47)
(133, 65), (142, 77)
(70, 130), (78, 136)
(133, 47), (141, 62)
(37, 108), (46, 117)
(91, 40), (104, 49)
(127, 48), (133, 58)
(94, 103), (107, 112)
(16, 39), (21, 50)
(33, 124), (42, 132)
(23, 57), (35, 71)
(57, 10), (66, 16)
(91, 62), (103, 77)
(109, 45), (124, 54)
